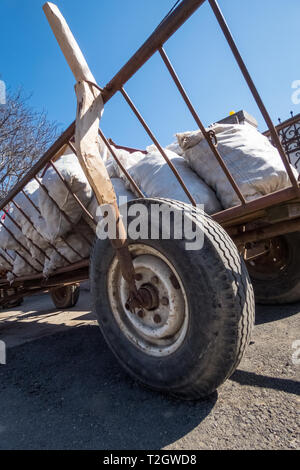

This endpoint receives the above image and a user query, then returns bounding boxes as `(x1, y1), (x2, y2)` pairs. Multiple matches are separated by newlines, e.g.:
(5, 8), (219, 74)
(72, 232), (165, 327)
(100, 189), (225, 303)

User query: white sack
(177, 123), (299, 209)
(84, 177), (136, 231)
(0, 207), (29, 251)
(109, 147), (144, 195)
(43, 221), (94, 277)
(0, 248), (14, 272)
(11, 180), (49, 257)
(0, 182), (49, 276)
(127, 150), (222, 214)
(39, 147), (93, 242)
(101, 144), (118, 178)
(147, 142), (183, 157)
(8, 248), (44, 280)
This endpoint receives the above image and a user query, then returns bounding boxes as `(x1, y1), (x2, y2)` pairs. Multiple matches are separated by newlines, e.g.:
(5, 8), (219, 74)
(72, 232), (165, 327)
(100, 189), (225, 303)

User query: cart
(0, 0), (299, 399)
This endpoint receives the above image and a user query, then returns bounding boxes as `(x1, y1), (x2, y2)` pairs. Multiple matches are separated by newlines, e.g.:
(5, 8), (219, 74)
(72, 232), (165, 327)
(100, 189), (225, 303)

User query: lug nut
(135, 273), (143, 281)
(151, 276), (159, 284)
(161, 297), (169, 306)
(153, 314), (161, 324)
(137, 309), (145, 318)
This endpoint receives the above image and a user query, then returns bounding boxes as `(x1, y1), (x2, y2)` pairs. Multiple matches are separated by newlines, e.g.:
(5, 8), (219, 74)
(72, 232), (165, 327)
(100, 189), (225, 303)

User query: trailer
(0, 0), (299, 399)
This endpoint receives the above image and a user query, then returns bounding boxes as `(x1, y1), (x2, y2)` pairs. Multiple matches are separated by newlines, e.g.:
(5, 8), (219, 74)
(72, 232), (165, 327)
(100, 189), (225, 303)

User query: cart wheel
(90, 198), (254, 400)
(2, 298), (24, 309)
(50, 284), (80, 309)
(246, 232), (300, 304)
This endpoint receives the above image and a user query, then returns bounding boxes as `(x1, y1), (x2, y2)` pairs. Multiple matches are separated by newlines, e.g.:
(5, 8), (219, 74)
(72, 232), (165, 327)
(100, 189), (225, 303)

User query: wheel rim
(52, 286), (69, 303)
(107, 244), (189, 357)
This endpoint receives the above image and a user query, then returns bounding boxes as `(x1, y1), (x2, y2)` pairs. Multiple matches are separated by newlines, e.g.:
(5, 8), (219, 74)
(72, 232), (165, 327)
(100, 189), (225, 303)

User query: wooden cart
(1, 0), (299, 399)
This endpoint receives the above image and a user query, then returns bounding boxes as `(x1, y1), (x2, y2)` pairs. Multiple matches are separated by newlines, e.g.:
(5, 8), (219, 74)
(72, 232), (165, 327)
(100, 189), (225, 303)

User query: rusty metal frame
(1, 0), (299, 296)
(263, 113), (300, 171)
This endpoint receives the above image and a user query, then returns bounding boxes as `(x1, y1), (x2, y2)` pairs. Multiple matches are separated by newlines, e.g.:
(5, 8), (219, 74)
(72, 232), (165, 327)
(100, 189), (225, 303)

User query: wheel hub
(247, 237), (289, 280)
(107, 245), (189, 356)
(137, 283), (159, 311)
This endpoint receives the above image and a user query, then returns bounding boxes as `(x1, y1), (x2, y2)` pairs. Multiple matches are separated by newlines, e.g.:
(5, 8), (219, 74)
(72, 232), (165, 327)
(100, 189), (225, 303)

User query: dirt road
(0, 289), (299, 450)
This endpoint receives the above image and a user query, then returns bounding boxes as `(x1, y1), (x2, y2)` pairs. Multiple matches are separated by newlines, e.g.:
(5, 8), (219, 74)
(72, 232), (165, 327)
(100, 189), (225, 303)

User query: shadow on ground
(0, 325), (216, 450)
(255, 301), (300, 325)
(230, 369), (299, 395)
(0, 291), (96, 348)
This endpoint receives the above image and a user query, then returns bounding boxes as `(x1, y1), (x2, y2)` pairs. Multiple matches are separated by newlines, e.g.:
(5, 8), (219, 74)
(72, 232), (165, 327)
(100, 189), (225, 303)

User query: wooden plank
(75, 80), (116, 205)
(43, 2), (96, 84)
(43, 2), (136, 294)
(43, 2), (116, 206)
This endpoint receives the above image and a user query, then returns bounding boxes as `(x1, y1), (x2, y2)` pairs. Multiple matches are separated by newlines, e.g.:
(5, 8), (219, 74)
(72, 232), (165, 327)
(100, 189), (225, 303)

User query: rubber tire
(90, 198), (255, 400)
(247, 231), (300, 305)
(2, 297), (24, 309)
(50, 284), (80, 309)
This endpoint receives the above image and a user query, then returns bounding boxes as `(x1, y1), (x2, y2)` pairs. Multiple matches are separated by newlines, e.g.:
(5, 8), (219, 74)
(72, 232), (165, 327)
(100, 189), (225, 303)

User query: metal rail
(34, 176), (92, 252)
(158, 46), (246, 205)
(18, 189), (72, 264)
(119, 87), (196, 206)
(1, 0), (299, 289)
(208, 0), (299, 195)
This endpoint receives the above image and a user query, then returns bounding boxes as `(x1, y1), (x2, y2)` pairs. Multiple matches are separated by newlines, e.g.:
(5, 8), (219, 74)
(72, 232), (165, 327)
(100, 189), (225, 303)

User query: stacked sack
(106, 145), (222, 213)
(0, 145), (136, 280)
(0, 180), (46, 279)
(176, 122), (299, 209)
(1, 121), (298, 280)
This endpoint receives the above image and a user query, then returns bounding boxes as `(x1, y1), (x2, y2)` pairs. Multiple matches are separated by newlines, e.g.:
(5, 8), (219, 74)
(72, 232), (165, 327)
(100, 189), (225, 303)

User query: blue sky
(1, 0), (300, 149)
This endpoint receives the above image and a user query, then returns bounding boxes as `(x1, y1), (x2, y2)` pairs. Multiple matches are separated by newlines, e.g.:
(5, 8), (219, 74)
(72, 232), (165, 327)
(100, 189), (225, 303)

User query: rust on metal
(233, 216), (300, 245)
(0, 220), (40, 273)
(120, 87), (196, 206)
(11, 200), (50, 260)
(34, 176), (90, 257)
(21, 189), (41, 214)
(17, 190), (71, 264)
(3, 249), (15, 263)
(0, 259), (89, 289)
(107, 139), (147, 155)
(2, 0), (300, 301)
(158, 46), (246, 205)
(208, 0), (300, 195)
(263, 113), (300, 138)
(1, 212), (44, 269)
(102, 0), (207, 102)
(0, 252), (13, 269)
(50, 156), (97, 226)
(97, 129), (145, 199)
(0, 122), (75, 213)
(213, 185), (300, 226)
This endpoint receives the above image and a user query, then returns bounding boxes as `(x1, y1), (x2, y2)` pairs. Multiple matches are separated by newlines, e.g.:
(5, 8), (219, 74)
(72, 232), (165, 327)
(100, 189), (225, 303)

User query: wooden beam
(43, 2), (96, 84)
(43, 2), (116, 205)
(75, 80), (116, 205)
(43, 2), (137, 294)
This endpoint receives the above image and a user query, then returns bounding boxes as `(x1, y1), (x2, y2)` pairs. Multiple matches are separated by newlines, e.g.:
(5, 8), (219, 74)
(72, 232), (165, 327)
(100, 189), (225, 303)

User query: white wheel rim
(107, 244), (189, 357)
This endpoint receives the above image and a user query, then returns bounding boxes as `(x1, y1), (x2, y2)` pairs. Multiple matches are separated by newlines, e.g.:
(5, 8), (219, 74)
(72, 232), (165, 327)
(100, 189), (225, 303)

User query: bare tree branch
(0, 87), (59, 200)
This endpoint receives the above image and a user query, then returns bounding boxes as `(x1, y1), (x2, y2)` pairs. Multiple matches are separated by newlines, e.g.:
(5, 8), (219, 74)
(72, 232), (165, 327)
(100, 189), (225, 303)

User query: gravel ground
(0, 291), (299, 450)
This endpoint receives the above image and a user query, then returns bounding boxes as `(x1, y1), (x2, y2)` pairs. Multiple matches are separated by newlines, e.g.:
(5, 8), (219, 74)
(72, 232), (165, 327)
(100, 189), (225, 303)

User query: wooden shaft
(43, 2), (136, 293)
(43, 2), (117, 207)
(43, 2), (96, 84)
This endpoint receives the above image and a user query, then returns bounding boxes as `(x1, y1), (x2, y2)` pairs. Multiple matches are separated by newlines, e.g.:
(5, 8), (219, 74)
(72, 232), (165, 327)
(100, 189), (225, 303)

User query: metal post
(208, 0), (299, 194)
(120, 87), (197, 206)
(158, 46), (246, 205)
(34, 176), (91, 256)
